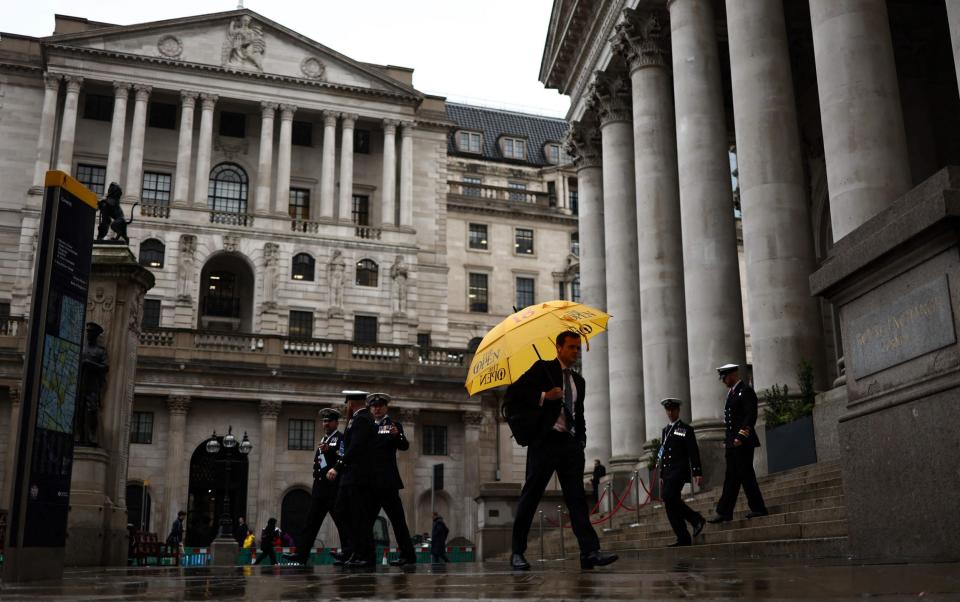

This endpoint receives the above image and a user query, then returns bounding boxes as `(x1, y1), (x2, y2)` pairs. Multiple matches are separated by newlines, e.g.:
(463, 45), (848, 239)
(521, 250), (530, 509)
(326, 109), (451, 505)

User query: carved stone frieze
(586, 71), (633, 125)
(223, 234), (240, 253)
(129, 286), (146, 336)
(214, 136), (249, 159)
(223, 15), (265, 71)
(612, 8), (670, 72)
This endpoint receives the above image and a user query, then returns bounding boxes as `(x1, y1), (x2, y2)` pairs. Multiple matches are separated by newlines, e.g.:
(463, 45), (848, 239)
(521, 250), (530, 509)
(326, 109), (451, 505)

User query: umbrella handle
(531, 343), (556, 388)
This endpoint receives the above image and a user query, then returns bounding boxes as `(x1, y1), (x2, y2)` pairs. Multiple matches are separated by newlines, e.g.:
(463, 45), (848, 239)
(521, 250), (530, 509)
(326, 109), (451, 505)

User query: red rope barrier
(545, 474), (637, 528)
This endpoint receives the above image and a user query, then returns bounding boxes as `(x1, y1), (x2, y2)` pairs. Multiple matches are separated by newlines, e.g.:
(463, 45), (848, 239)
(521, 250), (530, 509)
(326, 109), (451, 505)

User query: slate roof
(445, 103), (568, 167)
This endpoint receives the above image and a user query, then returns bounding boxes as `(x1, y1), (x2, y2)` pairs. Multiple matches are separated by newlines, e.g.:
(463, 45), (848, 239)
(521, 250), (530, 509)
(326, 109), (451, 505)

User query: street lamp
(205, 426), (252, 539)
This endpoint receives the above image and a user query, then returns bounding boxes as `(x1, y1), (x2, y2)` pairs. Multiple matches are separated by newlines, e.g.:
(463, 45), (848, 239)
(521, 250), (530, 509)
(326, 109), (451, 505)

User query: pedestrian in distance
(431, 513), (450, 563)
(708, 364), (769, 524)
(254, 517), (281, 565)
(234, 516), (248, 547)
(166, 510), (186, 548)
(505, 330), (618, 571)
(656, 398), (706, 546)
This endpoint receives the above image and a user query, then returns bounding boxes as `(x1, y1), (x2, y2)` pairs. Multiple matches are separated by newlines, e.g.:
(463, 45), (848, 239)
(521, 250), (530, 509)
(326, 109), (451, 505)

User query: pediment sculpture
(223, 15), (265, 71)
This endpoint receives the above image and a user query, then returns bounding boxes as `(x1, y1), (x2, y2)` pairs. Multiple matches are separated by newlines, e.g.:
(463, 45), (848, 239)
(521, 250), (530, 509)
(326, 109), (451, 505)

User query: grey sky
(5, 0), (570, 118)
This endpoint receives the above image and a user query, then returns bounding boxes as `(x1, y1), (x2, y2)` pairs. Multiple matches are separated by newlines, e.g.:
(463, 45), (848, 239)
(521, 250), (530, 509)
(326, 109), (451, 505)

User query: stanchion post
(605, 482), (612, 514)
(557, 505), (565, 560)
(538, 510), (544, 562)
(634, 470), (642, 526)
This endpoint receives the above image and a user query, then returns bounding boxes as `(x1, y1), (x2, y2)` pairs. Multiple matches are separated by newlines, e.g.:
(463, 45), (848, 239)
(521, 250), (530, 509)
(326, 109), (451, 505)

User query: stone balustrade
(447, 180), (553, 206)
(209, 210), (254, 227)
(140, 203), (171, 219)
(354, 225), (382, 240)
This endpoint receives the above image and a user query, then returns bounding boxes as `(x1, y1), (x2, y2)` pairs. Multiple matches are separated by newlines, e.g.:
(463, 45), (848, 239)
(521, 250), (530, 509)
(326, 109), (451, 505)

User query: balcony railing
(140, 203), (171, 219)
(209, 211), (254, 227)
(447, 180), (552, 207)
(355, 225), (382, 240)
(291, 219), (321, 233)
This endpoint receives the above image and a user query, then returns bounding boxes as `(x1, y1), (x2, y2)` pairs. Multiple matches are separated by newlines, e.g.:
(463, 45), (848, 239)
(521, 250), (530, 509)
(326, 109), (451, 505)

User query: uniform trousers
(335, 482), (378, 563)
(373, 487), (416, 561)
(512, 430), (600, 555)
(294, 481), (346, 561)
(715, 446), (767, 517)
(661, 474), (703, 544)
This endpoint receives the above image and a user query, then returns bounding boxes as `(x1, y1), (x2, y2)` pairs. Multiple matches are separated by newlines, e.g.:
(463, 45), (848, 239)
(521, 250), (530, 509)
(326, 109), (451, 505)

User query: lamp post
(205, 426), (253, 539)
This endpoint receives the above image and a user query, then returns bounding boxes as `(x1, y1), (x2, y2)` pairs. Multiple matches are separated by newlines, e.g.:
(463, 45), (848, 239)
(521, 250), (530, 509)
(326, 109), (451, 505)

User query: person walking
(591, 459), (606, 509)
(430, 513), (450, 563)
(506, 331), (618, 571)
(368, 393), (418, 566)
(233, 516), (248, 547)
(254, 518), (281, 565)
(166, 511), (186, 549)
(708, 364), (769, 523)
(657, 398), (706, 546)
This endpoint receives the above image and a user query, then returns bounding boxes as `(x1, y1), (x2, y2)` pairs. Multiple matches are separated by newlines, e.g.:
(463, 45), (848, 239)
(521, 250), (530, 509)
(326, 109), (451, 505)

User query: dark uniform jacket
(335, 408), (377, 487)
(504, 358), (587, 448)
(371, 415), (409, 490)
(312, 429), (343, 494)
(724, 381), (761, 448)
(658, 420), (703, 482)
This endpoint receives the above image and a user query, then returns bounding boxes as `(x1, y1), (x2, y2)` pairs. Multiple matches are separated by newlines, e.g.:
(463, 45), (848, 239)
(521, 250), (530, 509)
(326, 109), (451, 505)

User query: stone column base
(65, 447), (110, 567)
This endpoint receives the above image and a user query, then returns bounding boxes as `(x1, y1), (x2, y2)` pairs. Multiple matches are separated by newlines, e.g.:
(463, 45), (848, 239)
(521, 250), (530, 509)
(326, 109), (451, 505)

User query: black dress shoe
(667, 541), (692, 547)
(389, 557), (417, 566)
(692, 516), (706, 537)
(706, 514), (732, 524)
(510, 553), (531, 571)
(344, 558), (375, 569)
(746, 509), (769, 519)
(580, 550), (618, 569)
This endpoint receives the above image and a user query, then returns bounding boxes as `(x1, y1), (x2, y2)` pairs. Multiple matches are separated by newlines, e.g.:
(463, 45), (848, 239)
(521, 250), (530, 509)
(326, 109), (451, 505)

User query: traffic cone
(381, 548), (389, 566)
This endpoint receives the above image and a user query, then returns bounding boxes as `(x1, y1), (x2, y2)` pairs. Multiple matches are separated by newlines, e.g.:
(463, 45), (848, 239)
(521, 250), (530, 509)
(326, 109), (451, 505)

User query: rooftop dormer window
(544, 142), (569, 165)
(501, 136), (526, 160)
(457, 130), (482, 153)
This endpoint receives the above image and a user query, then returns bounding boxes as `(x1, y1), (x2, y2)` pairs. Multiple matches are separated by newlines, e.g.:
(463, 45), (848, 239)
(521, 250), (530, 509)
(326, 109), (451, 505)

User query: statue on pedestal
(75, 322), (108, 447)
(96, 182), (137, 244)
(390, 255), (408, 314)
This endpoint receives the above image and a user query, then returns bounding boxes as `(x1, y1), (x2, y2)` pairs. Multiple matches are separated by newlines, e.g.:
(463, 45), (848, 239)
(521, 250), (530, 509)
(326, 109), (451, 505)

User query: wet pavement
(1, 557), (958, 600)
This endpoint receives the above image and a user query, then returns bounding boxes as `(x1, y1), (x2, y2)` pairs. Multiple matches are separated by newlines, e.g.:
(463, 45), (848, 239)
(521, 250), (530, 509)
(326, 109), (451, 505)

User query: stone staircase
(507, 460), (849, 561)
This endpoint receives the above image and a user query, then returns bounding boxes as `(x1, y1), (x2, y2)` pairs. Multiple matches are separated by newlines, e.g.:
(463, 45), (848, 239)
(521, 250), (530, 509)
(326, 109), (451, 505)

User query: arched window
(291, 253), (315, 281)
(139, 239), (165, 268)
(356, 259), (378, 287)
(208, 163), (248, 214)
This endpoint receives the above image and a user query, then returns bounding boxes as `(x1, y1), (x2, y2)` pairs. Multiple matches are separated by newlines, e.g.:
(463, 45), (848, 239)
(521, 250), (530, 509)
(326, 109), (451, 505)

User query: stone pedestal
(327, 308), (345, 340)
(813, 385), (847, 463)
(173, 299), (193, 329)
(211, 536), (239, 566)
(64, 245), (154, 567)
(810, 167), (960, 561)
(391, 313), (412, 344)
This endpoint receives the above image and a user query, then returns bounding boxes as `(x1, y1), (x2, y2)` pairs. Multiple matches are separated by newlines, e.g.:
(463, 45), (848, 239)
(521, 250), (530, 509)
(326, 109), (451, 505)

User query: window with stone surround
(208, 163), (248, 213)
(288, 310), (314, 339)
(422, 425), (448, 456)
(468, 223), (488, 250)
(500, 136), (527, 160)
(139, 239), (165, 269)
(219, 111), (246, 138)
(291, 253), (315, 281)
(288, 418), (315, 451)
(292, 120), (312, 146)
(142, 172), (172, 206)
(288, 188), (310, 220)
(148, 101), (177, 129)
(352, 195), (370, 226)
(130, 412), (154, 444)
(76, 164), (106, 196)
(516, 277), (535, 309)
(514, 228), (535, 256)
(141, 299), (161, 329)
(82, 93), (113, 122)
(354, 129), (370, 154)
(571, 277), (581, 302)
(356, 259), (378, 287)
(457, 130), (482, 154)
(468, 272), (489, 313)
(508, 181), (528, 202)
(544, 143), (563, 164)
(353, 315), (378, 344)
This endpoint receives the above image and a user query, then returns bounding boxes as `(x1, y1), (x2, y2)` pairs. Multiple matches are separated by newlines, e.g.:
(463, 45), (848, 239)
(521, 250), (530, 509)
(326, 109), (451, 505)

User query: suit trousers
(374, 487), (416, 561)
(335, 483), (378, 562)
(661, 475), (703, 544)
(512, 430), (600, 556)
(715, 446), (767, 517)
(294, 483), (345, 561)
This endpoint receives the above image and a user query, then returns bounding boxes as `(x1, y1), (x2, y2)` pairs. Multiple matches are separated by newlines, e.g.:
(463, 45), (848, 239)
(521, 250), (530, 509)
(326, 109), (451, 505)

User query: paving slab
(1, 558), (958, 601)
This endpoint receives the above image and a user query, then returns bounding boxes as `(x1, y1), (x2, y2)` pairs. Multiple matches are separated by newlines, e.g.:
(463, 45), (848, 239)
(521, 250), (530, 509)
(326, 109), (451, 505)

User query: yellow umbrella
(465, 300), (610, 396)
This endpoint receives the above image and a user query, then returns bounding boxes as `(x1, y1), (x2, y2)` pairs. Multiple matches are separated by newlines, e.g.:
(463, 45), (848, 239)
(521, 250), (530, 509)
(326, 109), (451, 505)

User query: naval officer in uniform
(708, 364), (769, 523)
(657, 398), (706, 546)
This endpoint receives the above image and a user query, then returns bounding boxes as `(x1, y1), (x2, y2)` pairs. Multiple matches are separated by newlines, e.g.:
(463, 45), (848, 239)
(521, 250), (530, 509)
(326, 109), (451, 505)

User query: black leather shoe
(510, 553), (531, 571)
(667, 541), (692, 547)
(580, 550), (618, 569)
(692, 516), (706, 537)
(706, 514), (732, 524)
(389, 556), (417, 566)
(746, 509), (769, 519)
(344, 558), (375, 569)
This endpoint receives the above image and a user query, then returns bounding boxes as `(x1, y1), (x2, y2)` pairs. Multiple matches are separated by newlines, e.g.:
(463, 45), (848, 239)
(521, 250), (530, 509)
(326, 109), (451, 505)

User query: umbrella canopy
(465, 300), (610, 396)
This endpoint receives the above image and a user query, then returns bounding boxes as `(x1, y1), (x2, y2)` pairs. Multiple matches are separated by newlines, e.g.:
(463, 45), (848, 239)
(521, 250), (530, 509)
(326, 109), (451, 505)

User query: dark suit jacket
(312, 429), (343, 494)
(335, 408), (378, 487)
(724, 381), (761, 448)
(372, 415), (409, 490)
(659, 420), (703, 482)
(504, 358), (586, 448)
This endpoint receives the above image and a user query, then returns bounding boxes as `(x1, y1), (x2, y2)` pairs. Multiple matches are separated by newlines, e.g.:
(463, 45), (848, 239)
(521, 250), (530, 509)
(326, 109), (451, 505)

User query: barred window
(516, 277), (534, 309)
(353, 315), (378, 344)
(288, 419), (315, 451)
(356, 259), (378, 287)
(292, 253), (315, 281)
(141, 299), (161, 329)
(571, 233), (580, 256)
(515, 228), (534, 255)
(130, 412), (154, 444)
(289, 188), (310, 220)
(352, 195), (370, 225)
(422, 425), (448, 456)
(148, 102), (177, 129)
(207, 163), (248, 213)
(76, 164), (106, 196)
(288, 310), (314, 339)
(139, 239), (165, 269)
(468, 223), (488, 250)
(142, 172), (172, 206)
(219, 111), (246, 138)
(83, 94), (113, 122)
(468, 273), (488, 313)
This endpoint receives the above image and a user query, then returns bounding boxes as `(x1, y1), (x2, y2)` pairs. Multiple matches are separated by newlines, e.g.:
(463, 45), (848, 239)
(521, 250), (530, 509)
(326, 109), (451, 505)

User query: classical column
(33, 74), (61, 187)
(563, 121), (611, 465)
(396, 407), (420, 534)
(586, 72), (645, 468)
(256, 400), (282, 531)
(173, 91), (197, 207)
(162, 395), (191, 534)
(338, 113), (357, 221)
(274, 104), (296, 215)
(810, 0), (911, 240)
(55, 75), (83, 173)
(950, 1), (960, 96)
(380, 119), (398, 227)
(254, 102), (277, 215)
(727, 0), (824, 392)
(399, 122), (414, 227)
(669, 0), (746, 443)
(123, 84), (152, 200)
(615, 9), (691, 437)
(462, 411), (484, 544)
(192, 94), (218, 208)
(104, 83), (131, 191)
(319, 111), (338, 218)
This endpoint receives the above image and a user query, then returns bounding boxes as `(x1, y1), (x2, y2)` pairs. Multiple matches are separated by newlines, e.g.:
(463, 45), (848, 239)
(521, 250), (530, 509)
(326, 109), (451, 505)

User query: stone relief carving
(75, 322), (108, 447)
(214, 136), (249, 160)
(223, 234), (240, 253)
(223, 15), (265, 71)
(157, 35), (183, 59)
(300, 56), (326, 80)
(390, 255), (409, 314)
(129, 286), (146, 336)
(328, 250), (346, 309)
(262, 243), (279, 309)
(87, 287), (116, 332)
(177, 234), (197, 301)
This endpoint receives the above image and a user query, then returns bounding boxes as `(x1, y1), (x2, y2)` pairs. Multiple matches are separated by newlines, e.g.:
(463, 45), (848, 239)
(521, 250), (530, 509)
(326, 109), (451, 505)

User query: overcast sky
(4, 0), (571, 118)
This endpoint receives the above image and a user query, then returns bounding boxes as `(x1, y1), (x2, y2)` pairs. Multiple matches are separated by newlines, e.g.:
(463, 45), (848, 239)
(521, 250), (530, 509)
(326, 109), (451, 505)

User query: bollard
(557, 505), (565, 560)
(538, 510), (545, 562)
(634, 470), (642, 527)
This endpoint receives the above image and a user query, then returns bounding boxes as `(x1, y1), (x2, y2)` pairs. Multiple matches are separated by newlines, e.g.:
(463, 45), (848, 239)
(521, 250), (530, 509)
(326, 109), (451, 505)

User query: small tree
(762, 360), (816, 428)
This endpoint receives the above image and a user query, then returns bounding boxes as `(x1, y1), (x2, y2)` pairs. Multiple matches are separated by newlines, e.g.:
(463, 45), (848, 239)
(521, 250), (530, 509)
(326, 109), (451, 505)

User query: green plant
(762, 360), (816, 428)
(644, 438), (661, 471)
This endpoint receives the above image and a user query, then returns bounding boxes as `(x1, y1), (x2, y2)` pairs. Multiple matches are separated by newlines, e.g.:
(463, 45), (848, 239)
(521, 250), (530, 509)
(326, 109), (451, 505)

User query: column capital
(396, 407), (419, 424)
(260, 101), (278, 117)
(382, 118), (399, 133)
(112, 81), (132, 97)
(279, 104), (297, 120)
(179, 90), (199, 107)
(586, 71), (632, 125)
(463, 411), (485, 428)
(564, 119), (603, 169)
(63, 75), (83, 92)
(613, 8), (670, 72)
(166, 394), (191, 415)
(133, 84), (152, 101)
(400, 121), (416, 135)
(340, 112), (358, 127)
(259, 399), (283, 418)
(199, 93), (219, 110)
(42, 73), (62, 90)
(322, 110), (338, 127)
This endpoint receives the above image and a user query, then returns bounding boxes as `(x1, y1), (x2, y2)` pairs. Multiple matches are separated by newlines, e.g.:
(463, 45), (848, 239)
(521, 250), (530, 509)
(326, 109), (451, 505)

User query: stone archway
(185, 436), (249, 547)
(198, 252), (256, 332)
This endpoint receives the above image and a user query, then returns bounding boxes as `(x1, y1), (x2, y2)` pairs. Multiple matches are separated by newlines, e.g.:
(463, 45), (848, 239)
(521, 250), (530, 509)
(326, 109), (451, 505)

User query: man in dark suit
(657, 398), (706, 546)
(708, 364), (769, 523)
(507, 331), (618, 571)
(368, 393), (417, 566)
(327, 390), (379, 568)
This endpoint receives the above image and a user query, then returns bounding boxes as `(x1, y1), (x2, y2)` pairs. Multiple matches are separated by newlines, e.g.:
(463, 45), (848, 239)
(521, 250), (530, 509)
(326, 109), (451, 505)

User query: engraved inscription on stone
(848, 276), (956, 379)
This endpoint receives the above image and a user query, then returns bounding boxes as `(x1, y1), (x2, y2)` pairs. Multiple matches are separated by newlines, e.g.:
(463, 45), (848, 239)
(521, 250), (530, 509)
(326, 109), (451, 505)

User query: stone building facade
(0, 10), (578, 551)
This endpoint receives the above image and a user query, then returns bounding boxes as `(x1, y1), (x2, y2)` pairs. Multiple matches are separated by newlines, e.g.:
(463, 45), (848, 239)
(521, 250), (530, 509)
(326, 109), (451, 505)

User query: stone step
(606, 536), (850, 560)
(602, 519), (848, 549)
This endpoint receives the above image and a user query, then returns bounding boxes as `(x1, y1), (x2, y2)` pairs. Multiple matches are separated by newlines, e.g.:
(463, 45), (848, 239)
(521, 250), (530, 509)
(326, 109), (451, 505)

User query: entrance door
(186, 437), (249, 546)
(126, 482), (151, 532)
(280, 489), (312, 541)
